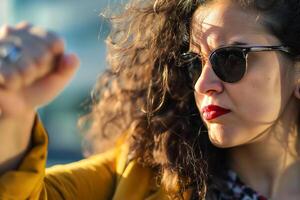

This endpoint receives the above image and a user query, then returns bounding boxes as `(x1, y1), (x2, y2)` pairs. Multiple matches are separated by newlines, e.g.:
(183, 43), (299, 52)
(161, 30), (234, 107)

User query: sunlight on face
(191, 1), (297, 148)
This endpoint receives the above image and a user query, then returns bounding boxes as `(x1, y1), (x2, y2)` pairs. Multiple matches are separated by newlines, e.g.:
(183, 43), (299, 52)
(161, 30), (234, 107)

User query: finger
(17, 57), (38, 86)
(20, 37), (53, 79)
(0, 28), (59, 86)
(15, 21), (33, 31)
(29, 27), (64, 55)
(0, 63), (22, 90)
(32, 48), (52, 79)
(56, 53), (80, 74)
(46, 31), (65, 55)
(25, 44), (54, 79)
(0, 46), (39, 90)
(23, 53), (80, 107)
(0, 41), (51, 89)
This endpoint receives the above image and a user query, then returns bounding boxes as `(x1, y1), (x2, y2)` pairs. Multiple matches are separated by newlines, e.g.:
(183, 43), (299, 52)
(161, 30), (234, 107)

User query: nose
(194, 61), (224, 95)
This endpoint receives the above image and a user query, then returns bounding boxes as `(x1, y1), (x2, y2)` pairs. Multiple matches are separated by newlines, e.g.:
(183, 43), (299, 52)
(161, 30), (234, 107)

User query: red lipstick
(201, 105), (231, 120)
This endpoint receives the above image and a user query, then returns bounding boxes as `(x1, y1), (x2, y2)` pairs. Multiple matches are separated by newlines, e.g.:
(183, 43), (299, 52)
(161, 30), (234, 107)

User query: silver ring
(0, 37), (22, 69)
(0, 44), (22, 63)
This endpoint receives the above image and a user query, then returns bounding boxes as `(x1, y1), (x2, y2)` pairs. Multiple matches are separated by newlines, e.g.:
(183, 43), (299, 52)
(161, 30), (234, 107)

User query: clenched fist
(0, 22), (80, 119)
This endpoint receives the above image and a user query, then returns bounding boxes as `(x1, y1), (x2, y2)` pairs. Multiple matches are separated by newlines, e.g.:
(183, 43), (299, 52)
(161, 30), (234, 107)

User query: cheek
(233, 55), (283, 123)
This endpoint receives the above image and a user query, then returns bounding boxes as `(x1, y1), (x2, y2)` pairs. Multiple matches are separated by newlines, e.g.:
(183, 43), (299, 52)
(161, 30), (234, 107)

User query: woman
(0, 0), (299, 199)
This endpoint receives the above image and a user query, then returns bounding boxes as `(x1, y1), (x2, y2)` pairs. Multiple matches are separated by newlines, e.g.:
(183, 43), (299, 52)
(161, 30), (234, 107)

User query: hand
(0, 22), (80, 119)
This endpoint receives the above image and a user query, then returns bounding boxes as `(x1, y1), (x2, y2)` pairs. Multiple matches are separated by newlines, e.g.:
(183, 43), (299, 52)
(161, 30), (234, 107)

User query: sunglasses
(178, 45), (293, 86)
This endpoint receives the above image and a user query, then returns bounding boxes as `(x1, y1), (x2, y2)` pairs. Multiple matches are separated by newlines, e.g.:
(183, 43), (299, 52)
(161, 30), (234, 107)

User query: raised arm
(0, 22), (79, 174)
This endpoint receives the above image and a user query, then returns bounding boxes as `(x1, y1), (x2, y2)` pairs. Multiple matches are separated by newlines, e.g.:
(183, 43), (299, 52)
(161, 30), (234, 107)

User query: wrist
(0, 110), (36, 173)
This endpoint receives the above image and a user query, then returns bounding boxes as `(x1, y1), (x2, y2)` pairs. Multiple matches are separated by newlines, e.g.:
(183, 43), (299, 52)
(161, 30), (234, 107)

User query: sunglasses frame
(179, 45), (293, 85)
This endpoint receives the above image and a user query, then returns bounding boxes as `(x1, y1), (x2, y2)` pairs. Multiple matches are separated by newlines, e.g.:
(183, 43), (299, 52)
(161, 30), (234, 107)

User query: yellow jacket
(0, 115), (192, 200)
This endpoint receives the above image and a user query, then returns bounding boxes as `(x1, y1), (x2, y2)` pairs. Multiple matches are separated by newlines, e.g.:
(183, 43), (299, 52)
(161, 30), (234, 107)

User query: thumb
(56, 53), (80, 76)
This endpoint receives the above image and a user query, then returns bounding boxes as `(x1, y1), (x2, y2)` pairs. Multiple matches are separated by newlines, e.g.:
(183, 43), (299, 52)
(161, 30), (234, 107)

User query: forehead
(190, 1), (276, 50)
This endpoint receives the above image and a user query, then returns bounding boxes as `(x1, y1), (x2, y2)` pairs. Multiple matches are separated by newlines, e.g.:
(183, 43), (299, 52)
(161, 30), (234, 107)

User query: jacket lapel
(113, 160), (192, 200)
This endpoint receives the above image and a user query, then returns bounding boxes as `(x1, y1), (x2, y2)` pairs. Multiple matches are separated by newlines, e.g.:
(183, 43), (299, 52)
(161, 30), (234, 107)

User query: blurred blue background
(0, 0), (119, 166)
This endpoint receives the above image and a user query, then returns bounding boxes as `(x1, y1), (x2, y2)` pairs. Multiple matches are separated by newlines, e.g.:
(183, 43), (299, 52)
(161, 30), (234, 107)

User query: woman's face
(191, 1), (299, 148)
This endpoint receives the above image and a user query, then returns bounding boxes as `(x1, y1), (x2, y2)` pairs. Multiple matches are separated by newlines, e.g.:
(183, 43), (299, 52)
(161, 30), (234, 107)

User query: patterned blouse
(217, 170), (268, 200)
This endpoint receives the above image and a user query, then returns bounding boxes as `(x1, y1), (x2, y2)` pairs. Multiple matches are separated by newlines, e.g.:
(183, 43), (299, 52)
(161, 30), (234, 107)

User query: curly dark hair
(79, 0), (300, 199)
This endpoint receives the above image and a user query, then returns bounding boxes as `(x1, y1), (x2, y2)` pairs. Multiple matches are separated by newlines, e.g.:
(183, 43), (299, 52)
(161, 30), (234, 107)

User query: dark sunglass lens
(180, 52), (202, 87)
(210, 48), (246, 83)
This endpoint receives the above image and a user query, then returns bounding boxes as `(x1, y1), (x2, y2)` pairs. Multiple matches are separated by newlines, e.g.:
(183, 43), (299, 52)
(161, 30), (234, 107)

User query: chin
(207, 124), (244, 148)
(209, 136), (237, 148)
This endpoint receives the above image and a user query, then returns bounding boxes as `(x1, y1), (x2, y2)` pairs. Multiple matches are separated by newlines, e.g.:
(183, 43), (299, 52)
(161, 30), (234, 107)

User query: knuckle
(19, 61), (35, 76)
(44, 31), (64, 51)
(16, 21), (33, 30)
(29, 26), (47, 38)
(35, 52), (51, 66)
(0, 25), (14, 37)
(50, 37), (65, 53)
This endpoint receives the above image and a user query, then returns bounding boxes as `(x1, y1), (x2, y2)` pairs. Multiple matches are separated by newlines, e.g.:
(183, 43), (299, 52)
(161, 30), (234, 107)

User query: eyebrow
(230, 41), (249, 46)
(190, 39), (250, 51)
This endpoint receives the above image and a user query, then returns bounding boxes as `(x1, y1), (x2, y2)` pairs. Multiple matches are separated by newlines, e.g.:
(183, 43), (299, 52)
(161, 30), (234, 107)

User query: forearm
(0, 111), (35, 174)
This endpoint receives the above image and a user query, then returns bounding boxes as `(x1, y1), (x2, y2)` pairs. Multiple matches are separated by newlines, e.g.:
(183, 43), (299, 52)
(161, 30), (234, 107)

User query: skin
(0, 5), (298, 199)
(0, 22), (79, 174)
(191, 1), (300, 199)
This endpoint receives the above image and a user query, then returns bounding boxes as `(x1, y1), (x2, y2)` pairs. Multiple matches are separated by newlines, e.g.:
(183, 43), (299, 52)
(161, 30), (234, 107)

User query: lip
(201, 105), (231, 120)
